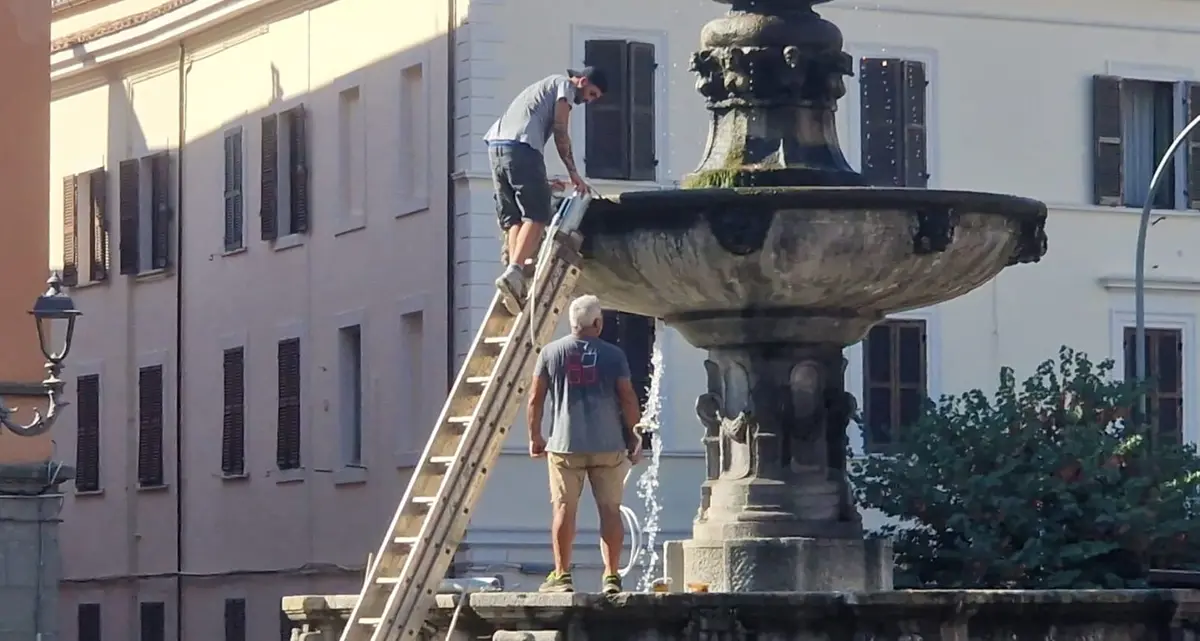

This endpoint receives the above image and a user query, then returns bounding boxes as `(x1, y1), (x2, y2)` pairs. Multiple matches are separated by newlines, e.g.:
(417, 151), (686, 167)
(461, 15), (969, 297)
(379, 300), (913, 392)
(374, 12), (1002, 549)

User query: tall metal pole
(1135, 113), (1200, 412)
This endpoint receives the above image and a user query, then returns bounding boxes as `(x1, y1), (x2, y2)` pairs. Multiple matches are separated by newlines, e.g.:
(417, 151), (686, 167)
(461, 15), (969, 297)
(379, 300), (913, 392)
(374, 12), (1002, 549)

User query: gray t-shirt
(484, 75), (578, 153)
(536, 334), (631, 454)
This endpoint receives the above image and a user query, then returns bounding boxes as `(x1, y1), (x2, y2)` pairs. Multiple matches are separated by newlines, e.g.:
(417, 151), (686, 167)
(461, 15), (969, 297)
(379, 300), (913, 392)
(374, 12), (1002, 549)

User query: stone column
(0, 462), (72, 641)
(281, 595), (357, 641)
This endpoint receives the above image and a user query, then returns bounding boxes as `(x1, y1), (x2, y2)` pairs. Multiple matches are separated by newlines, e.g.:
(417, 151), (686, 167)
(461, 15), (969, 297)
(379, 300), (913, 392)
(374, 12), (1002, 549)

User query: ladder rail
(375, 245), (584, 641)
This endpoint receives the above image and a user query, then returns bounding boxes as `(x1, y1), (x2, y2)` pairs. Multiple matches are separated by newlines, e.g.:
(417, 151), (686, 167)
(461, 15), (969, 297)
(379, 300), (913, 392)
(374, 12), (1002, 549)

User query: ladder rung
(359, 618), (381, 626)
(375, 576), (401, 585)
(410, 496), (437, 510)
(429, 455), (455, 466)
(466, 375), (491, 385)
(394, 536), (419, 546)
(483, 336), (509, 346)
(448, 415), (472, 424)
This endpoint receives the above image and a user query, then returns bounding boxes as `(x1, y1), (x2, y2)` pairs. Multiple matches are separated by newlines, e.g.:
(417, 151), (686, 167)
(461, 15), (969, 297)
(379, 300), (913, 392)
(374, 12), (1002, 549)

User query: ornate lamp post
(0, 272), (81, 437)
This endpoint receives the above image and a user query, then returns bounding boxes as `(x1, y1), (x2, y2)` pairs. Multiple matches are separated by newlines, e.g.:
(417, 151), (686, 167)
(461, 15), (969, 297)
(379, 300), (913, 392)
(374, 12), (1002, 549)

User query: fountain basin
(578, 187), (1047, 348)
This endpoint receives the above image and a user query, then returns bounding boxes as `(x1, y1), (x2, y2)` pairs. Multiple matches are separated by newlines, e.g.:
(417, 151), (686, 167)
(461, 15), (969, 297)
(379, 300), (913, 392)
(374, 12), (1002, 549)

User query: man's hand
(569, 171), (590, 194)
(549, 178), (568, 192)
(627, 436), (644, 465)
(529, 432), (547, 458)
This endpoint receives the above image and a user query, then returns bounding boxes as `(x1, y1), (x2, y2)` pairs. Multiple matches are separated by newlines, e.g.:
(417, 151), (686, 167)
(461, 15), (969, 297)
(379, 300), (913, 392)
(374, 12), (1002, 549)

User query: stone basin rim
(582, 187), (1047, 233)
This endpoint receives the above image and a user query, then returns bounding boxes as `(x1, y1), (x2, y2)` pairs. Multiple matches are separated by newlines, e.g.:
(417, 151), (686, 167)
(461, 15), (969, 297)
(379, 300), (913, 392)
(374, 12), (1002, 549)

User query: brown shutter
(223, 130), (244, 251)
(137, 365), (165, 487)
(859, 58), (904, 187)
(276, 338), (302, 470)
(288, 106), (310, 234)
(900, 60), (929, 188)
(1187, 83), (1200, 210)
(260, 114), (279, 241)
(1092, 75), (1125, 206)
(62, 174), (78, 286)
(118, 159), (140, 274)
(77, 604), (101, 641)
(627, 42), (657, 181)
(149, 152), (172, 269)
(224, 599), (247, 641)
(89, 169), (109, 282)
(75, 374), (101, 492)
(584, 40), (630, 180)
(222, 347), (246, 476)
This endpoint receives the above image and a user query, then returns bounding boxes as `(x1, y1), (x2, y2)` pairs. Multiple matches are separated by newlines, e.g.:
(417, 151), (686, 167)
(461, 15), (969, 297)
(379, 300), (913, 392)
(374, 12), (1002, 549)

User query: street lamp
(0, 272), (82, 437)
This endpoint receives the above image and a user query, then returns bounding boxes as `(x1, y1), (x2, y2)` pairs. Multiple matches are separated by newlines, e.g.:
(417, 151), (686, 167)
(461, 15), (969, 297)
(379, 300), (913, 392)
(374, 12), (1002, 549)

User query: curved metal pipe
(1135, 113), (1200, 410)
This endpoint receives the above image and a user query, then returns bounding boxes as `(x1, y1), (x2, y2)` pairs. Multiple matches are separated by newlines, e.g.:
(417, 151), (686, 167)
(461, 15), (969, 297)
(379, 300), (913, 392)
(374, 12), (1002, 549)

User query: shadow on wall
(58, 5), (456, 639)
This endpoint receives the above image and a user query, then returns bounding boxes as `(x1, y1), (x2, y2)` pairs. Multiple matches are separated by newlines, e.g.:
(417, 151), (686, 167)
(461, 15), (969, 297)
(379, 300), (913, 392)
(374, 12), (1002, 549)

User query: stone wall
(0, 462), (72, 641)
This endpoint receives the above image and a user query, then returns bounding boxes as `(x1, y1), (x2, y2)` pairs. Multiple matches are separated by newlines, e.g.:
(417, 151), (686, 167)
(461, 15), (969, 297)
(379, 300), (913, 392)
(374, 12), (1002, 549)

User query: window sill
(334, 216), (367, 237)
(272, 234), (306, 252)
(220, 472), (249, 482)
(396, 450), (421, 468)
(1049, 202), (1200, 218)
(136, 484), (170, 493)
(333, 466), (368, 486)
(397, 198), (430, 219)
(69, 278), (109, 291)
(273, 468), (305, 484)
(134, 268), (172, 283)
(221, 246), (247, 257)
(74, 488), (104, 497)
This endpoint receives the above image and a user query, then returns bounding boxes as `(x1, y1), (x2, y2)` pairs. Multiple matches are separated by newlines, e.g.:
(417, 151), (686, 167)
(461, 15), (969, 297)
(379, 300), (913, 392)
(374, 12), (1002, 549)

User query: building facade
(47, 0), (1200, 638)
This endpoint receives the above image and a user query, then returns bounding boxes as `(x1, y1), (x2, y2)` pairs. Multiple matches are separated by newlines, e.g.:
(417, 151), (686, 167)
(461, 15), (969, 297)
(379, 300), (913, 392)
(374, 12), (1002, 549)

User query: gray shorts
(488, 143), (552, 231)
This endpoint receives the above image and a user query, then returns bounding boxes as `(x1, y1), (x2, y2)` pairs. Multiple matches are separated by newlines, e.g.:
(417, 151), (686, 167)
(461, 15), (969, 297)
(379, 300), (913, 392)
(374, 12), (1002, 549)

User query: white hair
(569, 294), (603, 332)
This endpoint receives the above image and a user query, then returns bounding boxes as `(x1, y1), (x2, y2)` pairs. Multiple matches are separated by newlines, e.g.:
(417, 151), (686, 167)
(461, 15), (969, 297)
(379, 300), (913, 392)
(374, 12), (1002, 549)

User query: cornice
(51, 0), (198, 53)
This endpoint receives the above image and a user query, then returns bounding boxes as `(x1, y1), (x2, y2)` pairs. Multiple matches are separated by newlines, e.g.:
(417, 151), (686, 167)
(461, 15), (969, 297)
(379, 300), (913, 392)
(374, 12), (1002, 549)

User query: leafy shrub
(851, 347), (1200, 588)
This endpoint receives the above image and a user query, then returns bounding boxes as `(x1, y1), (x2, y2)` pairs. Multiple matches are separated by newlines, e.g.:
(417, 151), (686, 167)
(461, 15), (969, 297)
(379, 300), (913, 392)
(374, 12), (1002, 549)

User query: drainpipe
(174, 41), (190, 641)
(445, 0), (458, 391)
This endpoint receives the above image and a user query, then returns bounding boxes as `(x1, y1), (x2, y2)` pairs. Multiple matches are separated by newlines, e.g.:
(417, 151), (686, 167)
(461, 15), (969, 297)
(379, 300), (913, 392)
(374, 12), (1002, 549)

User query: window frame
(1110, 308), (1196, 444)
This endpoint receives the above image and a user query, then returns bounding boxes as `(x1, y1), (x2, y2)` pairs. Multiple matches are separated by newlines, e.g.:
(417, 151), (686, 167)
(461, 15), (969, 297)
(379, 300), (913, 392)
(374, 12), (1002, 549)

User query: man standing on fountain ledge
(527, 295), (644, 594)
(485, 66), (606, 313)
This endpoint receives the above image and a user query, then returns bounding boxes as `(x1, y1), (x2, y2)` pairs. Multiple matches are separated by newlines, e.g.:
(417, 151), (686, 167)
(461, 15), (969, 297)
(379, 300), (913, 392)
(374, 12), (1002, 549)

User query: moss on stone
(682, 169), (748, 189)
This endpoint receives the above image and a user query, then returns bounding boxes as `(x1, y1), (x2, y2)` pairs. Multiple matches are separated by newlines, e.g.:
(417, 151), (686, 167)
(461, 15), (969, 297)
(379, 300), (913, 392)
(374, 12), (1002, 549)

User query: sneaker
(495, 265), (528, 315)
(539, 571), (574, 593)
(601, 574), (622, 595)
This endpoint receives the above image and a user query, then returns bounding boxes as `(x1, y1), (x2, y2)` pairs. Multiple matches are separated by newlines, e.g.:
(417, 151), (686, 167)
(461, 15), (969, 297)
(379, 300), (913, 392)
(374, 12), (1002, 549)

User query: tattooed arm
(552, 98), (580, 177)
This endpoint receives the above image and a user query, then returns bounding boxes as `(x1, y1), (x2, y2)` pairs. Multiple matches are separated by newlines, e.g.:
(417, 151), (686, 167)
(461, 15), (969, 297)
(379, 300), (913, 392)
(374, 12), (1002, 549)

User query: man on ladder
(485, 66), (608, 313)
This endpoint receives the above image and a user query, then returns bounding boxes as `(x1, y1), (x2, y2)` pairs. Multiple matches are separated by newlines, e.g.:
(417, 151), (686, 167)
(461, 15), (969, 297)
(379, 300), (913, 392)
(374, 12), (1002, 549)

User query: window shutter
(1187, 83), (1200, 211)
(859, 58), (905, 187)
(1092, 75), (1125, 206)
(584, 40), (630, 180)
(224, 130), (244, 251)
(140, 602), (165, 641)
(137, 365), (165, 487)
(900, 60), (929, 188)
(260, 114), (279, 241)
(224, 598), (247, 641)
(89, 169), (109, 282)
(118, 159), (140, 274)
(288, 106), (310, 234)
(75, 374), (101, 492)
(277, 338), (302, 470)
(77, 603), (101, 641)
(150, 152), (172, 270)
(62, 174), (78, 286)
(222, 347), (246, 477)
(627, 42), (657, 181)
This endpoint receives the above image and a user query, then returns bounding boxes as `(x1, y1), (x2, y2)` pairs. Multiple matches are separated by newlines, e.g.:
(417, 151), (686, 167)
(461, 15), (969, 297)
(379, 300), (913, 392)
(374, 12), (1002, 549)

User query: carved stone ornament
(690, 45), (853, 109)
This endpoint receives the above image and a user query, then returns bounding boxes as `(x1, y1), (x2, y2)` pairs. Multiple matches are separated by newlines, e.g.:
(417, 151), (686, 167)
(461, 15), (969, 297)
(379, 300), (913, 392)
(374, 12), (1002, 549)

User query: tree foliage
(850, 347), (1200, 588)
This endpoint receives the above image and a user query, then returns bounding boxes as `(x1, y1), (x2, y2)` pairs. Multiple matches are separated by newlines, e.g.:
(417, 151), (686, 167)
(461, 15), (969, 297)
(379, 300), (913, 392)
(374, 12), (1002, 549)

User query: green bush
(850, 347), (1200, 588)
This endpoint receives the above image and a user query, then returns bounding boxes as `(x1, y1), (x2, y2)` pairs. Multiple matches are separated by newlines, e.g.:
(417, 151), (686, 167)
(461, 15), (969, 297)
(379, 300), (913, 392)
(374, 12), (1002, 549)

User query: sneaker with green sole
(602, 574), (622, 594)
(539, 571), (574, 593)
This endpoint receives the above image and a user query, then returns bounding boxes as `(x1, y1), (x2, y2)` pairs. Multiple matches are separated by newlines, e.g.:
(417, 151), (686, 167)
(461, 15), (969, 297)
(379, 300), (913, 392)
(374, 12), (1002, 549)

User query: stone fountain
(280, 0), (1200, 639)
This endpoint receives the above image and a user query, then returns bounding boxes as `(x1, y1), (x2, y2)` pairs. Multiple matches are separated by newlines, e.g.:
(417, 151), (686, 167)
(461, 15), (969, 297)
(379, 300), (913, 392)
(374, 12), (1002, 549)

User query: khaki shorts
(547, 452), (629, 509)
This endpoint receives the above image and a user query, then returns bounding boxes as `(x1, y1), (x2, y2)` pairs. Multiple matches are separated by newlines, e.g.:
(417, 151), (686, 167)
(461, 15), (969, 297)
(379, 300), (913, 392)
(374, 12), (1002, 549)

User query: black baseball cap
(567, 66), (609, 93)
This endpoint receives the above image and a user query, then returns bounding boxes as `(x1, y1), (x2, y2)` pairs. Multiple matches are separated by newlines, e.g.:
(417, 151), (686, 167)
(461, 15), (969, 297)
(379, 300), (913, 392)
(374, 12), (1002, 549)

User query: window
(862, 319), (928, 452)
(137, 365), (165, 487)
(222, 347), (246, 477)
(78, 603), (101, 641)
(399, 63), (429, 209)
(339, 325), (364, 466)
(139, 601), (165, 641)
(223, 598), (246, 641)
(75, 374), (101, 492)
(1092, 76), (1197, 210)
(399, 310), (424, 458)
(859, 58), (929, 188)
(61, 169), (110, 286)
(338, 87), (366, 219)
(118, 153), (173, 275)
(1123, 327), (1184, 444)
(260, 106), (310, 241)
(277, 338), (302, 470)
(582, 39), (657, 181)
(223, 128), (245, 252)
(599, 311), (656, 408)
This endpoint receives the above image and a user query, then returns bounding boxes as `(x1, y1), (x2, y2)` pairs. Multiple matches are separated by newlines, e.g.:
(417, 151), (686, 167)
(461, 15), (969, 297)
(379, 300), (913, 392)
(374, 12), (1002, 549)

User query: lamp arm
(0, 392), (59, 437)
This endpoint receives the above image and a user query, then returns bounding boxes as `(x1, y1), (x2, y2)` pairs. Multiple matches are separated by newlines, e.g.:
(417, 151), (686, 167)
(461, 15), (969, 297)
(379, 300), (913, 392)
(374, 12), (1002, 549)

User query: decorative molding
(835, 3), (1200, 37)
(52, 0), (198, 54)
(0, 382), (48, 397)
(1097, 275), (1200, 293)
